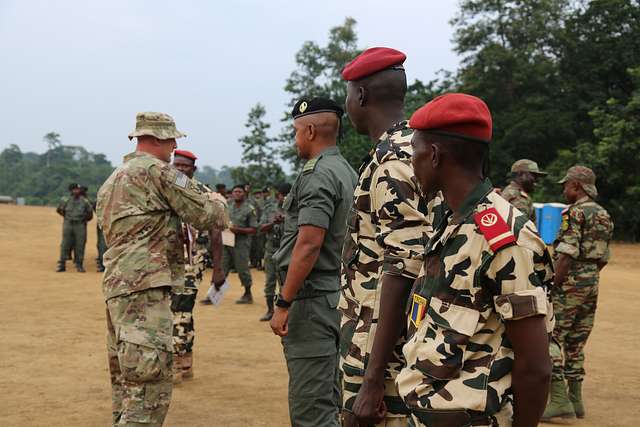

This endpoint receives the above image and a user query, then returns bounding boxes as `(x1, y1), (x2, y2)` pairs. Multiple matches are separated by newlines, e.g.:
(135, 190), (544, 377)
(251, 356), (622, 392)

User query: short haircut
(425, 133), (489, 173)
(232, 184), (245, 191)
(215, 183), (226, 190)
(359, 68), (407, 105)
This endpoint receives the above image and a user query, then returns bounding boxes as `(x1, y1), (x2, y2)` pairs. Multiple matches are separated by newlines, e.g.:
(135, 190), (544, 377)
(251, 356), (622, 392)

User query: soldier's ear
(307, 123), (316, 141)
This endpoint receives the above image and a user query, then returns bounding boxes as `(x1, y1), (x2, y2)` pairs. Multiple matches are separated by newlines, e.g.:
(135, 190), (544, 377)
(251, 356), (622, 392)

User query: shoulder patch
(473, 207), (516, 252)
(302, 158), (318, 174)
(174, 171), (188, 188)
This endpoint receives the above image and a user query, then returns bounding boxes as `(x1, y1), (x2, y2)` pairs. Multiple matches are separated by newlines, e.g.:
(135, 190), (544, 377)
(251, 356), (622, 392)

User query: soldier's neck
(366, 108), (405, 142)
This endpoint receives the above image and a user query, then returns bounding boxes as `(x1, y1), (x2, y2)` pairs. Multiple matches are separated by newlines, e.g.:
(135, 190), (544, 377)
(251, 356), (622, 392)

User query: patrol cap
(174, 149), (197, 162)
(558, 165), (598, 198)
(128, 112), (186, 141)
(292, 97), (343, 120)
(342, 47), (406, 81)
(409, 93), (492, 143)
(511, 159), (547, 176)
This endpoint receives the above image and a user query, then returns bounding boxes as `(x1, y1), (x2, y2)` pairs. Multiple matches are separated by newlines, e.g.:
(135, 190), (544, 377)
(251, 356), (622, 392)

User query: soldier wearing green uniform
(56, 183), (93, 272)
(250, 189), (266, 270)
(97, 112), (228, 426)
(224, 185), (258, 304)
(271, 97), (357, 427)
(542, 165), (613, 421)
(501, 159), (547, 222)
(258, 182), (291, 321)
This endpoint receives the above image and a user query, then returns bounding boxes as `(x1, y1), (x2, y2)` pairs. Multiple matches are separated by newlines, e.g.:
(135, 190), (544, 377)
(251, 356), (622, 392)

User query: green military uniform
(250, 193), (266, 268)
(261, 196), (285, 302)
(396, 180), (555, 426)
(273, 137), (357, 426)
(56, 194), (93, 271)
(502, 159), (547, 223)
(97, 112), (228, 426)
(545, 166), (613, 419)
(224, 199), (258, 290)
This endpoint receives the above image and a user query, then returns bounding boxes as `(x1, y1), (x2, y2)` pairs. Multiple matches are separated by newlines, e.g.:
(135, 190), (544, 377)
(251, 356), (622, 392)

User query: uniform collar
(574, 195), (591, 205)
(123, 151), (158, 163)
(314, 145), (340, 159)
(452, 178), (494, 224)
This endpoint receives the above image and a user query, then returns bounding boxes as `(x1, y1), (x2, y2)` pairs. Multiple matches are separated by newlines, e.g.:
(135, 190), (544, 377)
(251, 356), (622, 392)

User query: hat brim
(128, 128), (187, 140)
(557, 175), (569, 184)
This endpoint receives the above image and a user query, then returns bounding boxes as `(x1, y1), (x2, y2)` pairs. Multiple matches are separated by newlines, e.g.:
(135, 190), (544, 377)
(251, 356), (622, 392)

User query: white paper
(222, 229), (235, 247)
(207, 280), (230, 306)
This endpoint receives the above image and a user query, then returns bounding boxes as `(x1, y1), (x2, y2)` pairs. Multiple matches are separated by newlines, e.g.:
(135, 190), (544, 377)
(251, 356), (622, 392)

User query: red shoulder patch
(473, 207), (516, 252)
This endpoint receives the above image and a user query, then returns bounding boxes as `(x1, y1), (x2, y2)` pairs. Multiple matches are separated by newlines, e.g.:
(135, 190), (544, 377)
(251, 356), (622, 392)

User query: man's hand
(270, 307), (289, 337)
(274, 213), (284, 224)
(353, 378), (387, 424)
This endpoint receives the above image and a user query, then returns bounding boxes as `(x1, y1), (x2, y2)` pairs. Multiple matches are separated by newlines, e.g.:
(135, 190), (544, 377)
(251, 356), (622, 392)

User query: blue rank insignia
(410, 294), (428, 328)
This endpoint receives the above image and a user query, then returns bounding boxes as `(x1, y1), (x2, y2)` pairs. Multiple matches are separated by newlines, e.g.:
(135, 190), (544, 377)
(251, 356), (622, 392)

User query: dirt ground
(0, 204), (638, 426)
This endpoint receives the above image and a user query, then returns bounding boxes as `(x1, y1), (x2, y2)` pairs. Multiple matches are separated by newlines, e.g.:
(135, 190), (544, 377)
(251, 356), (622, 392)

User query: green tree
(232, 104), (285, 188)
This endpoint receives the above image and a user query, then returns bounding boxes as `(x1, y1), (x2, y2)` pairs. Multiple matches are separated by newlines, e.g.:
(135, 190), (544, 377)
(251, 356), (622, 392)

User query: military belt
(277, 268), (340, 300)
(411, 408), (496, 426)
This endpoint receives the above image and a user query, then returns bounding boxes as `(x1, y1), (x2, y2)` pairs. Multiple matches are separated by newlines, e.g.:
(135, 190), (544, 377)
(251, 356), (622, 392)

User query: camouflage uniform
(224, 200), (258, 290)
(338, 122), (441, 425)
(396, 179), (554, 426)
(551, 167), (613, 382)
(56, 195), (93, 270)
(501, 159), (547, 223)
(97, 112), (227, 426)
(260, 196), (285, 300)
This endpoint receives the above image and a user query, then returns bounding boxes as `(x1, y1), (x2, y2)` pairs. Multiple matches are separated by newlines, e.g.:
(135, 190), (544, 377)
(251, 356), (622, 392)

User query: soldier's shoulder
(374, 123), (413, 165)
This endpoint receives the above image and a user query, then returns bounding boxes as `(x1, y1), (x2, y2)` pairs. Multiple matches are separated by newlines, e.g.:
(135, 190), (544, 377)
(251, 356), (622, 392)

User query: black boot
(56, 261), (66, 272)
(76, 264), (86, 273)
(259, 296), (274, 321)
(235, 289), (253, 304)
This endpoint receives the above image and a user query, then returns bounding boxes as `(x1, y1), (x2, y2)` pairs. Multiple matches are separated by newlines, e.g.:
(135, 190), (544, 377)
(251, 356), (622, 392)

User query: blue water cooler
(535, 203), (566, 244)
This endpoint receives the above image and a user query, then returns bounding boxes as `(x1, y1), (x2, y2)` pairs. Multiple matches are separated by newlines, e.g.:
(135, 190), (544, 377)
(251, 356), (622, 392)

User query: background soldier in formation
(338, 47), (431, 427)
(170, 149), (227, 383)
(271, 98), (357, 427)
(250, 188), (266, 270)
(501, 159), (547, 222)
(400, 94), (554, 426)
(224, 184), (258, 304)
(258, 182), (291, 321)
(542, 165), (614, 421)
(56, 182), (93, 272)
(97, 112), (227, 425)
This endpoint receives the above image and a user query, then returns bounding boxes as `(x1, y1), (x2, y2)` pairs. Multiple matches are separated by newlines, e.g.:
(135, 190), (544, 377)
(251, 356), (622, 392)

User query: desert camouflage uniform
(551, 195), (613, 381)
(339, 122), (445, 425)
(98, 146), (227, 426)
(502, 181), (535, 222)
(396, 179), (554, 426)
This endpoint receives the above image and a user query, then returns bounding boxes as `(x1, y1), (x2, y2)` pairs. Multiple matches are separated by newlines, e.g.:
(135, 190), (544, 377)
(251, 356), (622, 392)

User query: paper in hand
(207, 280), (230, 306)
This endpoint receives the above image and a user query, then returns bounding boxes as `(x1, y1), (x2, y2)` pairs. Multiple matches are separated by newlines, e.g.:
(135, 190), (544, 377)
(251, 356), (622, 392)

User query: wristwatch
(275, 294), (292, 309)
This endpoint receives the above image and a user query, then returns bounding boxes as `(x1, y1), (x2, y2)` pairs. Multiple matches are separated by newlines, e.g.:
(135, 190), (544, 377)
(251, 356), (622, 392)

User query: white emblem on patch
(174, 172), (188, 188)
(480, 212), (498, 227)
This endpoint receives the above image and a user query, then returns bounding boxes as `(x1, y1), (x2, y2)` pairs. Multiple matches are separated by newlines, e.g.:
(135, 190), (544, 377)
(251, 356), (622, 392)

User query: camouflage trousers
(106, 288), (173, 426)
(407, 403), (513, 426)
(171, 256), (206, 357)
(551, 282), (599, 381)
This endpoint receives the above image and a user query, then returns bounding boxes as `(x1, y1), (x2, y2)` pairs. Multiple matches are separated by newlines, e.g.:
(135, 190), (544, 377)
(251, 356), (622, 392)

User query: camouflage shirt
(339, 122), (445, 383)
(554, 196), (613, 286)
(97, 151), (228, 301)
(502, 180), (535, 222)
(396, 179), (554, 416)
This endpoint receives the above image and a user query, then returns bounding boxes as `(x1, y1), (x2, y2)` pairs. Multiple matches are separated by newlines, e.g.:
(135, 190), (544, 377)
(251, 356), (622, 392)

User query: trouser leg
(564, 285), (598, 381)
(234, 243), (252, 289)
(59, 222), (74, 263)
(73, 222), (87, 266)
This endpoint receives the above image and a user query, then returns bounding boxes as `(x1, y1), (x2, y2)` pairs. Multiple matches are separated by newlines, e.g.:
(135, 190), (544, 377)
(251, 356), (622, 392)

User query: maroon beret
(342, 47), (406, 81)
(409, 93), (493, 143)
(174, 149), (197, 161)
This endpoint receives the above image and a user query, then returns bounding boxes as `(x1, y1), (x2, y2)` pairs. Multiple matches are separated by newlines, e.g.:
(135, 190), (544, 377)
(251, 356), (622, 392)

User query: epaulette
(520, 190), (530, 199)
(302, 158), (318, 174)
(473, 207), (516, 252)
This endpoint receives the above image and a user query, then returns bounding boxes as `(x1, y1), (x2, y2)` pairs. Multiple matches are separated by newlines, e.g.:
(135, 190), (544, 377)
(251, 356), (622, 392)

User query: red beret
(409, 93), (493, 143)
(174, 149), (197, 161)
(342, 47), (406, 81)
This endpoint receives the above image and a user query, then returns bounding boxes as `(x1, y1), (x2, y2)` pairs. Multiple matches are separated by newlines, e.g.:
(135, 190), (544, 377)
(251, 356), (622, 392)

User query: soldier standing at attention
(258, 182), (291, 321)
(542, 165), (613, 421)
(271, 97), (357, 427)
(398, 94), (554, 427)
(56, 183), (93, 272)
(250, 188), (266, 270)
(170, 149), (227, 383)
(224, 184), (258, 304)
(338, 47), (439, 427)
(97, 112), (227, 426)
(502, 159), (547, 222)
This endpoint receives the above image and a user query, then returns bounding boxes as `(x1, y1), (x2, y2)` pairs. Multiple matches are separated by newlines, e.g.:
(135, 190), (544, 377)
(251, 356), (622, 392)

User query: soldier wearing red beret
(396, 93), (555, 426)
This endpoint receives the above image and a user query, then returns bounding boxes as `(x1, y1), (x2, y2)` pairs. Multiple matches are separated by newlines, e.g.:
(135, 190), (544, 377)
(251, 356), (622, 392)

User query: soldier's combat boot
(568, 380), (585, 418)
(56, 261), (66, 272)
(76, 264), (86, 273)
(172, 355), (183, 384)
(541, 379), (576, 421)
(235, 289), (253, 304)
(259, 296), (274, 321)
(182, 352), (194, 380)
(97, 264), (105, 273)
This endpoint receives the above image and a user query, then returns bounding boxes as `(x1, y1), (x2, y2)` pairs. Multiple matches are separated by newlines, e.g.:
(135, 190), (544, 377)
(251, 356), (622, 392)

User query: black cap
(68, 183), (79, 191)
(292, 97), (344, 120)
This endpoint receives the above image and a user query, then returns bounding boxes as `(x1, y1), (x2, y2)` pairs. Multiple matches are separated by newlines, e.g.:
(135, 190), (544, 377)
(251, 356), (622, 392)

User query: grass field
(0, 204), (638, 426)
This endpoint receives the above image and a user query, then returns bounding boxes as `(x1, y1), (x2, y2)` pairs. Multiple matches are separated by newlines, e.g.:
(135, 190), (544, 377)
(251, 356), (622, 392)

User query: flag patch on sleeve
(410, 294), (428, 328)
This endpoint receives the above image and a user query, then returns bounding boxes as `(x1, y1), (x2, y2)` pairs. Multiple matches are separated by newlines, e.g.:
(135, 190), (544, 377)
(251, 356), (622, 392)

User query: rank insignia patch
(410, 294), (428, 328)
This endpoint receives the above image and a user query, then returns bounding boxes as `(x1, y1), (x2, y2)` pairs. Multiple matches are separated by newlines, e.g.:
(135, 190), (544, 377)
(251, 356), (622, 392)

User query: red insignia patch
(473, 207), (516, 252)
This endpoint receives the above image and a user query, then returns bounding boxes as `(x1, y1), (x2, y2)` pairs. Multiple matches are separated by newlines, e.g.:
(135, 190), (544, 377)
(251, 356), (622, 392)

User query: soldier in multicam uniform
(271, 97), (357, 427)
(399, 94), (555, 427)
(542, 165), (613, 421)
(97, 112), (227, 426)
(501, 159), (547, 222)
(338, 47), (442, 427)
(170, 149), (227, 383)
(56, 183), (93, 272)
(258, 182), (291, 321)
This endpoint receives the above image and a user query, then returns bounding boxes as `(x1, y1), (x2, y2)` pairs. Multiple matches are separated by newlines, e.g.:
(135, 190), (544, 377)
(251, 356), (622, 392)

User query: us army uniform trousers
(281, 273), (341, 427)
(106, 287), (173, 426)
(59, 219), (87, 266)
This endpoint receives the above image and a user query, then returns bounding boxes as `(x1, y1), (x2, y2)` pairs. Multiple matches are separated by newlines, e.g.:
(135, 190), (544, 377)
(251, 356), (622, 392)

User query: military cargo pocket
(116, 325), (173, 383)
